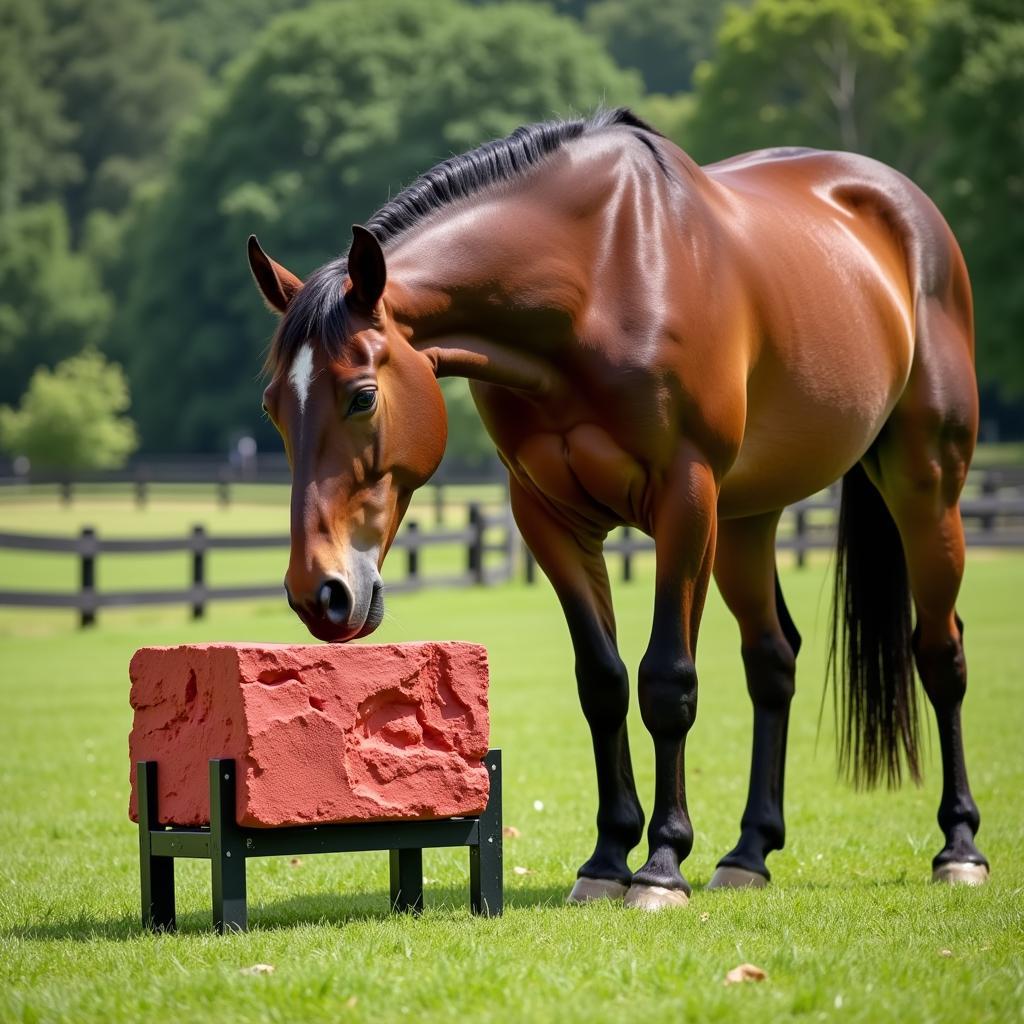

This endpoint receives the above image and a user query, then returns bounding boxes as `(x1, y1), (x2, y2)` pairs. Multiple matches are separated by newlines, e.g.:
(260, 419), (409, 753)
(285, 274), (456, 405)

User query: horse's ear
(347, 225), (386, 311)
(247, 235), (303, 314)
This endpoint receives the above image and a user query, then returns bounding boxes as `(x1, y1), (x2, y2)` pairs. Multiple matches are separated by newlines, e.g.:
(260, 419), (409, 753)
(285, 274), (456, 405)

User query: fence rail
(2, 493), (1024, 627)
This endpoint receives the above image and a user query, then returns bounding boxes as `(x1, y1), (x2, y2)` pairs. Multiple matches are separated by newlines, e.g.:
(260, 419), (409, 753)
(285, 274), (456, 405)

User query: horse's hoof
(623, 884), (690, 911)
(706, 865), (769, 890)
(566, 877), (629, 904)
(932, 862), (989, 886)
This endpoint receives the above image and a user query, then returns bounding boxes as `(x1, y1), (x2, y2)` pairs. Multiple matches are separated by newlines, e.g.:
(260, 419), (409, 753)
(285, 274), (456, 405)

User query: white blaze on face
(288, 343), (314, 416)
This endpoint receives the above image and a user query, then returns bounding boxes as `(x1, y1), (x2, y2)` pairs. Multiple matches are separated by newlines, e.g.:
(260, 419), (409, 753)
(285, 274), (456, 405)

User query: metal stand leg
(210, 759), (247, 933)
(470, 749), (503, 916)
(390, 848), (424, 914)
(138, 761), (176, 932)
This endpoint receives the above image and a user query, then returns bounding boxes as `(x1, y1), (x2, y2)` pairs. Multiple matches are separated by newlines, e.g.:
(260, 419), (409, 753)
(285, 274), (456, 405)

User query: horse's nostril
(318, 579), (351, 624)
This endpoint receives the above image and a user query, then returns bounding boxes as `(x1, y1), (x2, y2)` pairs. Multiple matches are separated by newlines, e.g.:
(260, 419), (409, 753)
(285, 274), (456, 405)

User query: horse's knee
(638, 654), (697, 737)
(741, 631), (796, 709)
(576, 650), (629, 731)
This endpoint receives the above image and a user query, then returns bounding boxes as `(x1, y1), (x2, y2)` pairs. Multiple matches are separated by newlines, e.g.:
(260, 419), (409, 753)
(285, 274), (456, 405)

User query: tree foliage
(43, 0), (204, 233)
(0, 0), (78, 212)
(0, 348), (137, 470)
(918, 0), (1024, 394)
(150, 0), (314, 74)
(686, 0), (929, 165)
(112, 0), (640, 452)
(584, 0), (726, 94)
(0, 203), (111, 405)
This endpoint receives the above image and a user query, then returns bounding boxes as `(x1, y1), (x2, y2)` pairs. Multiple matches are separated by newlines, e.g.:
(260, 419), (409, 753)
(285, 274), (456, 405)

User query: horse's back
(705, 146), (967, 310)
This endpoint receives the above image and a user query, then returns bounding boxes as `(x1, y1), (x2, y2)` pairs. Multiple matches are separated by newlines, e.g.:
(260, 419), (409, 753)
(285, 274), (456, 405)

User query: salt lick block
(128, 642), (489, 827)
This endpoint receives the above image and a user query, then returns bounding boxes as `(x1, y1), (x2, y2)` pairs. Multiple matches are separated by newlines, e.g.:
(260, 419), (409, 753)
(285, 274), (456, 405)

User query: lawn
(0, 527), (1021, 1021)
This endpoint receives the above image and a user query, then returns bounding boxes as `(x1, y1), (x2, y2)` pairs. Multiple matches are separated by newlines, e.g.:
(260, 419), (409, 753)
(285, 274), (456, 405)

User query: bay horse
(249, 109), (989, 910)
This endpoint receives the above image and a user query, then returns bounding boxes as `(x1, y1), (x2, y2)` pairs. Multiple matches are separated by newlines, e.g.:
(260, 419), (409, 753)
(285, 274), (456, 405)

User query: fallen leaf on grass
(502, 825), (521, 839)
(724, 963), (766, 986)
(240, 964), (275, 976)
(513, 865), (534, 876)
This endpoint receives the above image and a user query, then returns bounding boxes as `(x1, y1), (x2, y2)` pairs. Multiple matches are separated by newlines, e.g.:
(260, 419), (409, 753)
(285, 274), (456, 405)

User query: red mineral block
(128, 642), (489, 827)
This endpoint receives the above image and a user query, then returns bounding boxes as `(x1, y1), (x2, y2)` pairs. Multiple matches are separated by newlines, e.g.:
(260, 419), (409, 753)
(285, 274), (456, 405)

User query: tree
(918, 0), (1024, 395)
(584, 0), (726, 95)
(0, 0), (79, 214)
(42, 0), (205, 234)
(0, 203), (111, 404)
(0, 348), (137, 470)
(150, 0), (315, 75)
(110, 0), (641, 452)
(685, 0), (929, 165)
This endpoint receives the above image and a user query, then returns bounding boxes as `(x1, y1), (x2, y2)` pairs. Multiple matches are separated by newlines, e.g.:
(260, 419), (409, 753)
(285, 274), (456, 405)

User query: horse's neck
(382, 200), (576, 395)
(380, 137), (714, 397)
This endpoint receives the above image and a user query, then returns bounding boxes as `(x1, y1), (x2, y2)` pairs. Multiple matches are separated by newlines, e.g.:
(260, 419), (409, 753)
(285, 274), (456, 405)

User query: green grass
(1, 529), (1022, 1021)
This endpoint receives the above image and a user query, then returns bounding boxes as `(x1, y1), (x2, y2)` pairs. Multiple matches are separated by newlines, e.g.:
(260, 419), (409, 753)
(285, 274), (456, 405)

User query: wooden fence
(0, 504), (515, 627)
(2, 495), (1023, 627)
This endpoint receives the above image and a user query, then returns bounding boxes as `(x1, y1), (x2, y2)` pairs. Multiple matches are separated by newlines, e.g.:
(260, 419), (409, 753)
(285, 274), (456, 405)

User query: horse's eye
(347, 387), (377, 415)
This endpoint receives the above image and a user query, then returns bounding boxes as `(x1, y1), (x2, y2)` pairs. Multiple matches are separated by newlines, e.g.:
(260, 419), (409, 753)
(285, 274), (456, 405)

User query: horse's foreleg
(508, 479), (644, 901)
(708, 512), (799, 888)
(627, 454), (717, 910)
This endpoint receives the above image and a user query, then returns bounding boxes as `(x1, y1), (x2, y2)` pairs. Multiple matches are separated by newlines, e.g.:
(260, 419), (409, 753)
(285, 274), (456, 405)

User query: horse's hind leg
(708, 512), (800, 888)
(866, 317), (989, 883)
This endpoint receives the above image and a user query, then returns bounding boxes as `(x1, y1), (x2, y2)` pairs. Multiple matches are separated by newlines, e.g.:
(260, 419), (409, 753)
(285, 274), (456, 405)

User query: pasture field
(0, 500), (1022, 1022)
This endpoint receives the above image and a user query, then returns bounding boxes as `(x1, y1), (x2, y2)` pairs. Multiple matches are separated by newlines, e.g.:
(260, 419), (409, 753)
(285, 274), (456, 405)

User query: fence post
(433, 484), (445, 527)
(795, 507), (807, 569)
(406, 521), (420, 585)
(621, 526), (633, 583)
(504, 510), (517, 584)
(467, 504), (485, 585)
(79, 526), (98, 628)
(135, 471), (148, 510)
(217, 468), (231, 509)
(981, 470), (997, 534)
(191, 525), (206, 619)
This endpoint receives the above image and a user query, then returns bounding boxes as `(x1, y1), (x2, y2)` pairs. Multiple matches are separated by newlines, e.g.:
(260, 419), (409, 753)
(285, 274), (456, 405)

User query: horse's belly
(719, 336), (909, 518)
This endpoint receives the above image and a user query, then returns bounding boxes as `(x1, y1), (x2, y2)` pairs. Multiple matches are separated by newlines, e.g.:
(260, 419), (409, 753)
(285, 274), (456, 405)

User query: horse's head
(249, 227), (447, 641)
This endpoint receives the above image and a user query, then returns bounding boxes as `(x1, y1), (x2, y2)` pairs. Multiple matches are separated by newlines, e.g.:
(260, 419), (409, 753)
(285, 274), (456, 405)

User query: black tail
(828, 463), (921, 788)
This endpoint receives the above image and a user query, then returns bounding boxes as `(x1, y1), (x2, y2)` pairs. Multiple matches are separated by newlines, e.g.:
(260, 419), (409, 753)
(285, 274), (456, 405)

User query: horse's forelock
(265, 258), (350, 377)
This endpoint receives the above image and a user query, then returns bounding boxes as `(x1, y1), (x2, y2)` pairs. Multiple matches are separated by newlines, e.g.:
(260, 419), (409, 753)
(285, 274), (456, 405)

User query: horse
(249, 108), (989, 910)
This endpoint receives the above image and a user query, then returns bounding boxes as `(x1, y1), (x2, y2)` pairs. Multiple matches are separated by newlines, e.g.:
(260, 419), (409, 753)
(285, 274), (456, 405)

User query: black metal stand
(137, 749), (502, 932)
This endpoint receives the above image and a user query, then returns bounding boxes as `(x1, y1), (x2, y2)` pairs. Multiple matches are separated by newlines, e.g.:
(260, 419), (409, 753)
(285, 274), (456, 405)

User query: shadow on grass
(3, 883), (572, 942)
(6, 876), (927, 942)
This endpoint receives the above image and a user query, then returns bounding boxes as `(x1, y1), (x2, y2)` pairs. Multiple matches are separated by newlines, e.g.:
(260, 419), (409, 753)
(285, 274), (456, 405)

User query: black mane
(268, 108), (662, 371)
